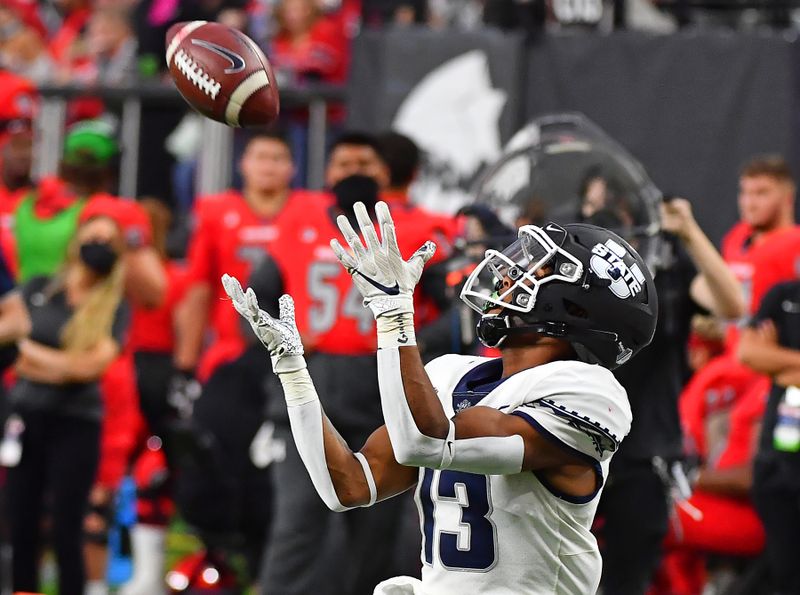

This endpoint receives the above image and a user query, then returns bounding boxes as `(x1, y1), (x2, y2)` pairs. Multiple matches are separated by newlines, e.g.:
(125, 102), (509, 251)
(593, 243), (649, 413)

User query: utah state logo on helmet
(460, 222), (658, 369)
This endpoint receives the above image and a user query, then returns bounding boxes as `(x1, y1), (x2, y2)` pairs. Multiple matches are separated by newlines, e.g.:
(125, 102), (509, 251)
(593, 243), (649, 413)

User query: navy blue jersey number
(420, 469), (496, 571)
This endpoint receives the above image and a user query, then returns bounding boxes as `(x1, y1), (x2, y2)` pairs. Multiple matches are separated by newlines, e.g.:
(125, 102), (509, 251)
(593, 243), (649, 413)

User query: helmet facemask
(460, 224), (584, 318)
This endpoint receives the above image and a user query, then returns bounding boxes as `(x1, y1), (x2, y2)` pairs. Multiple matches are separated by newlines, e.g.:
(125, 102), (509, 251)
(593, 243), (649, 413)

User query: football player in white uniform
(221, 201), (658, 594)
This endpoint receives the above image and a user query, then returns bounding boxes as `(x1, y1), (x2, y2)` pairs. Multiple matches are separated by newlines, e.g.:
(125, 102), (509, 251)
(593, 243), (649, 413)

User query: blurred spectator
(271, 0), (349, 184)
(653, 374), (768, 595)
(133, 0), (247, 78)
(0, 68), (36, 244)
(271, 0), (348, 86)
(681, 155), (800, 346)
(2, 121), (164, 595)
(739, 281), (800, 593)
(598, 196), (743, 595)
(361, 0), (428, 27)
(686, 315), (725, 373)
(79, 193), (165, 595)
(13, 120), (120, 283)
(49, 0), (92, 68)
(120, 199), (188, 595)
(675, 156), (800, 515)
(427, 0), (483, 29)
(0, 4), (52, 83)
(57, 7), (137, 85)
(6, 215), (128, 595)
(652, 156), (800, 592)
(9, 119), (166, 308)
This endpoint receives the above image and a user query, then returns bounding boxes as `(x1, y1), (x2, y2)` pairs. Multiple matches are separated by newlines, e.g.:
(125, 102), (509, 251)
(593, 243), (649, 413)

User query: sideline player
(223, 201), (658, 593)
(173, 131), (313, 584)
(257, 131), (423, 595)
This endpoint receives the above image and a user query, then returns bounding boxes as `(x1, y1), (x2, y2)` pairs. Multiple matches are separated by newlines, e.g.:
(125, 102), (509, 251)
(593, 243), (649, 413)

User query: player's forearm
(376, 310), (452, 469)
(398, 346), (451, 438)
(695, 464), (752, 497)
(279, 364), (377, 511)
(377, 339), (523, 474)
(683, 224), (744, 319)
(321, 416), (377, 506)
(173, 283), (211, 370)
(775, 367), (800, 387)
(0, 293), (30, 345)
(738, 332), (800, 375)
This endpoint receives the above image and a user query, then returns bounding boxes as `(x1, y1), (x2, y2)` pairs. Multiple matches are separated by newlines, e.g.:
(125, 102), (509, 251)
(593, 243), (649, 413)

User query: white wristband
(282, 368), (379, 511)
(376, 311), (416, 349)
(353, 452), (378, 506)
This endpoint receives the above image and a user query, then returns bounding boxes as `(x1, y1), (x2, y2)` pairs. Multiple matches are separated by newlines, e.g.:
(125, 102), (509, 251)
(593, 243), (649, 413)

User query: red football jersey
(186, 190), (319, 376)
(383, 194), (457, 264)
(270, 195), (377, 355)
(385, 195), (458, 326)
(679, 354), (766, 465)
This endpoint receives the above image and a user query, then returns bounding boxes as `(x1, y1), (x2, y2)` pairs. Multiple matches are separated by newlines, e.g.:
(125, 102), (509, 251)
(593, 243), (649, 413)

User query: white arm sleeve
(376, 348), (525, 475)
(279, 367), (378, 511)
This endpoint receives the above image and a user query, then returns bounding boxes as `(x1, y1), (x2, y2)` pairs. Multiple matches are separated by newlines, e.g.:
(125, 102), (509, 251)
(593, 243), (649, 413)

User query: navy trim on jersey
(511, 410), (604, 504)
(451, 358), (508, 412)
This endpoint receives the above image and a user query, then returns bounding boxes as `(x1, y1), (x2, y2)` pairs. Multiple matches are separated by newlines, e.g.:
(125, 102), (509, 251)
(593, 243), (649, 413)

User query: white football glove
(221, 274), (305, 374)
(330, 201), (436, 320)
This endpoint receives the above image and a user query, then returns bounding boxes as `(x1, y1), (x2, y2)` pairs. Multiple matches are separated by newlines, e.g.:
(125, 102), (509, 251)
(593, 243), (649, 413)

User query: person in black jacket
(739, 281), (800, 594)
(601, 197), (744, 595)
(5, 215), (128, 595)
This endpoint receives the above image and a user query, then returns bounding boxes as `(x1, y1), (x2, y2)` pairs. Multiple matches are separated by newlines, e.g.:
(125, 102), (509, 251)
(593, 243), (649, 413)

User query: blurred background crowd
(2, 0), (800, 595)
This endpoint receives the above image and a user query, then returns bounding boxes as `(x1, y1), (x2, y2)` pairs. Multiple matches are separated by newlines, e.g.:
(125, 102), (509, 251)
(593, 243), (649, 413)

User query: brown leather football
(166, 21), (279, 128)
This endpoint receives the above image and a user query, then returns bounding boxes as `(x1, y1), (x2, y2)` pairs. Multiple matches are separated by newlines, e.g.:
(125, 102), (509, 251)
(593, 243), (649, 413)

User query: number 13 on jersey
(418, 468), (498, 571)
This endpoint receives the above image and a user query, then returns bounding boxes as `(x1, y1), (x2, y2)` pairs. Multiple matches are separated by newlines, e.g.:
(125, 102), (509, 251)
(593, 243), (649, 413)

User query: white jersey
(401, 355), (631, 595)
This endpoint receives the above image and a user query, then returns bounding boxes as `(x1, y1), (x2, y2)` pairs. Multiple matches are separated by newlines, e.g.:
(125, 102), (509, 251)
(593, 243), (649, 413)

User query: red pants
(654, 491), (765, 595)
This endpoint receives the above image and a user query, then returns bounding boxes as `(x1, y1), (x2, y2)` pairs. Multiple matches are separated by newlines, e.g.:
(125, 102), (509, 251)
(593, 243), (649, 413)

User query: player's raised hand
(221, 274), (305, 373)
(331, 201), (436, 319)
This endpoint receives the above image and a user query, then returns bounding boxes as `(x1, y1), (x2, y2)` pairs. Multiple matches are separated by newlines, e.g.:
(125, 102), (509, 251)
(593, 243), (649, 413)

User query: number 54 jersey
(411, 355), (632, 595)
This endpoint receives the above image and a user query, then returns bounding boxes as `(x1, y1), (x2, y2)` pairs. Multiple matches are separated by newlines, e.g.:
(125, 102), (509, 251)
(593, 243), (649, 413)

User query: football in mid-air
(166, 21), (279, 128)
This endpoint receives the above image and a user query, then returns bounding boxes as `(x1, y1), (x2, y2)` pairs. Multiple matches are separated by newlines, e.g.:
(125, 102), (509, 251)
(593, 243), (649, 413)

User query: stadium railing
(35, 81), (348, 197)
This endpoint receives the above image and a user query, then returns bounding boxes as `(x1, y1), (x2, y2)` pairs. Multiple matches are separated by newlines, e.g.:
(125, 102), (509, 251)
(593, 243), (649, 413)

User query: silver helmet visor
(460, 225), (584, 315)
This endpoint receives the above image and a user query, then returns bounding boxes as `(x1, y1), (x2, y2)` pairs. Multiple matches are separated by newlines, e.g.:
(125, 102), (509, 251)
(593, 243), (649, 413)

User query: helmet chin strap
(476, 315), (564, 349)
(476, 313), (620, 353)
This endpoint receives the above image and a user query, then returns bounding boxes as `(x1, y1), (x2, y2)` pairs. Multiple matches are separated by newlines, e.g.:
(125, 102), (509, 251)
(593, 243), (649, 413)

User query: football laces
(174, 49), (222, 100)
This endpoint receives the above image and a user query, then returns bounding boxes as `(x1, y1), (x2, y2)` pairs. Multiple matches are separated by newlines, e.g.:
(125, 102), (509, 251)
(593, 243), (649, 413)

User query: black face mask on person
(332, 174), (379, 215)
(79, 241), (118, 276)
